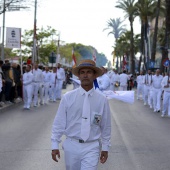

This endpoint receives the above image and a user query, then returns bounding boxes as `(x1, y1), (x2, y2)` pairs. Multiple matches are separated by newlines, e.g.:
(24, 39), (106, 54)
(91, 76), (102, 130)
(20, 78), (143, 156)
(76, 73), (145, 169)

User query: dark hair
(0, 60), (3, 65)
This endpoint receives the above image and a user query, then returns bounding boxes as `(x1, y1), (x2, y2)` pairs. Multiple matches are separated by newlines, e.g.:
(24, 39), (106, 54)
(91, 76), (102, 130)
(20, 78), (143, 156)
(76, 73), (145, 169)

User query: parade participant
(136, 71), (144, 100)
(32, 63), (44, 107)
(38, 65), (44, 105)
(23, 65), (33, 109)
(119, 70), (129, 91)
(97, 66), (110, 91)
(143, 70), (152, 106)
(51, 59), (111, 170)
(161, 72), (170, 117)
(42, 66), (51, 104)
(55, 63), (65, 100)
(152, 69), (163, 112)
(49, 67), (57, 102)
(110, 69), (120, 91)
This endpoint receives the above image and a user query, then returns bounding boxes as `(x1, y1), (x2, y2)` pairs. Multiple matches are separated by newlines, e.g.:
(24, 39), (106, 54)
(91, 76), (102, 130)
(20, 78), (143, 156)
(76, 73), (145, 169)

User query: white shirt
(143, 74), (152, 85)
(97, 74), (110, 91)
(110, 73), (120, 84)
(50, 72), (57, 84)
(23, 71), (33, 86)
(43, 71), (51, 83)
(161, 76), (170, 92)
(57, 67), (65, 81)
(152, 75), (163, 89)
(119, 73), (129, 86)
(51, 86), (111, 151)
(136, 75), (144, 85)
(32, 68), (44, 83)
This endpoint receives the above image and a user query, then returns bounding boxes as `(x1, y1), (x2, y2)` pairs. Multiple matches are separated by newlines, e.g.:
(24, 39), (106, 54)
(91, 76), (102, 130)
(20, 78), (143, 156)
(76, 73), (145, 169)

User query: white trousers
(119, 85), (127, 91)
(56, 80), (63, 99)
(62, 138), (100, 170)
(137, 84), (144, 99)
(153, 88), (162, 111)
(162, 91), (170, 115)
(143, 85), (150, 104)
(23, 84), (33, 108)
(32, 82), (40, 105)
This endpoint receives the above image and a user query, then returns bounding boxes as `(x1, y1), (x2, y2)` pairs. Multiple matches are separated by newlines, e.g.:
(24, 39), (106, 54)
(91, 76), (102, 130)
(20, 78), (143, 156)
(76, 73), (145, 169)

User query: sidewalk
(0, 84), (74, 113)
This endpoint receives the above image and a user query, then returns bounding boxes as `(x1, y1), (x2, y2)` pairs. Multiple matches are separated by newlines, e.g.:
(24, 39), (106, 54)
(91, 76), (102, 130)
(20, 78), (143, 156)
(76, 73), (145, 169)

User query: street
(0, 85), (170, 170)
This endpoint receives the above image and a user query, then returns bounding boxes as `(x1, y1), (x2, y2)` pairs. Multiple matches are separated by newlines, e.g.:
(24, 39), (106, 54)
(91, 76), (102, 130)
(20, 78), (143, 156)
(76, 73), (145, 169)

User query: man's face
(26, 65), (31, 72)
(78, 68), (96, 86)
(156, 69), (160, 76)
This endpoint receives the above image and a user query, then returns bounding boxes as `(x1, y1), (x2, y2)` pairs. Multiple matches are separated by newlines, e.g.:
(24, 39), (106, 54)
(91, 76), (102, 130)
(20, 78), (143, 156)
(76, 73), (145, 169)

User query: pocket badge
(93, 114), (101, 125)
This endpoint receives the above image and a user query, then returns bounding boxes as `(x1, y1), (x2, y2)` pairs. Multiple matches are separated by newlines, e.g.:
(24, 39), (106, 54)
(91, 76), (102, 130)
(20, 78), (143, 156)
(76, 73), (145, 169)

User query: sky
(0, 0), (141, 63)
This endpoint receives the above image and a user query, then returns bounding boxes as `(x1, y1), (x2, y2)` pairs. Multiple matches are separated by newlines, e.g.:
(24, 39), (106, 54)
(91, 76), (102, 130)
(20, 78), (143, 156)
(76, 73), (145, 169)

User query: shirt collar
(79, 86), (94, 96)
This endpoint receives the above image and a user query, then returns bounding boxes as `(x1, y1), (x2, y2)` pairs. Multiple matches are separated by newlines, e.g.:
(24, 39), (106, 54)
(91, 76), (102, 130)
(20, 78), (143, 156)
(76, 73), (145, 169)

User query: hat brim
(72, 66), (102, 77)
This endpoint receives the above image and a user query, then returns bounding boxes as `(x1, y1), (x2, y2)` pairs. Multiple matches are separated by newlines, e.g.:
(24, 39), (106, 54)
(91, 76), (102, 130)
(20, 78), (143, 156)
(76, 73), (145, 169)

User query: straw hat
(72, 59), (102, 77)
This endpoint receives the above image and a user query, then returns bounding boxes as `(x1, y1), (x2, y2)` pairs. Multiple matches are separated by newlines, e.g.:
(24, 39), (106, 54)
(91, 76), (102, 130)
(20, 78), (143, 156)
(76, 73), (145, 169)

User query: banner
(72, 49), (77, 68)
(6, 27), (21, 49)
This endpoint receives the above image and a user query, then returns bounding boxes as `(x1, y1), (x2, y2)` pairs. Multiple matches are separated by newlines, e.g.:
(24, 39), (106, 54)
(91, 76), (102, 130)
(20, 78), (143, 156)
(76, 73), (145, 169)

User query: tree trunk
(151, 0), (161, 62)
(160, 0), (170, 73)
(130, 19), (135, 74)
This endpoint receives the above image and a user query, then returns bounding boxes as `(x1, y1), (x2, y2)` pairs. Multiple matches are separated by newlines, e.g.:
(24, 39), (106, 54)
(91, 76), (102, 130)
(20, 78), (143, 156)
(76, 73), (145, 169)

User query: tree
(116, 0), (137, 74)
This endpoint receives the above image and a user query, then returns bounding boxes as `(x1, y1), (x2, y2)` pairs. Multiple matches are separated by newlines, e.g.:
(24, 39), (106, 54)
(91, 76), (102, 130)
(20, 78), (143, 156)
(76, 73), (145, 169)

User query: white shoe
(161, 114), (165, 118)
(154, 109), (157, 112)
(150, 105), (152, 109)
(144, 102), (146, 106)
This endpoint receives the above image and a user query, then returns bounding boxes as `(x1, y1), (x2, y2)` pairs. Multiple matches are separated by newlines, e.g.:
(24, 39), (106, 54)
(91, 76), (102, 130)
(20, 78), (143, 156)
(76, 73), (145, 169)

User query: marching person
(119, 70), (129, 91)
(143, 70), (152, 106)
(110, 69), (120, 91)
(152, 69), (163, 112)
(32, 63), (44, 107)
(42, 66), (51, 104)
(23, 65), (33, 109)
(49, 67), (57, 102)
(136, 71), (144, 100)
(56, 63), (65, 100)
(161, 72), (170, 117)
(51, 59), (111, 170)
(97, 66), (110, 91)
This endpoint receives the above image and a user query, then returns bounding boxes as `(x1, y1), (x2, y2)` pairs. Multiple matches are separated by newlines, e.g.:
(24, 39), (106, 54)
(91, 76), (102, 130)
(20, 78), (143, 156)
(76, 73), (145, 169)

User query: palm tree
(103, 18), (127, 39)
(103, 18), (126, 70)
(116, 0), (137, 74)
(160, 0), (170, 73)
(135, 0), (158, 71)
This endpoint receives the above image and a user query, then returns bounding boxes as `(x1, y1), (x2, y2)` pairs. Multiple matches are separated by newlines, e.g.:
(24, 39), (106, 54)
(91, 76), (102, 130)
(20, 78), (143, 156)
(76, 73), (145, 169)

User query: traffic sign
(162, 58), (170, 67)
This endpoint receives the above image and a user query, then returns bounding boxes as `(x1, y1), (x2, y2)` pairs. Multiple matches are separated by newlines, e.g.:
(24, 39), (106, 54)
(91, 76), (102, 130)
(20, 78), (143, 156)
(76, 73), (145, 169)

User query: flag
(122, 54), (127, 70)
(92, 49), (96, 62)
(6, 27), (21, 49)
(72, 49), (77, 68)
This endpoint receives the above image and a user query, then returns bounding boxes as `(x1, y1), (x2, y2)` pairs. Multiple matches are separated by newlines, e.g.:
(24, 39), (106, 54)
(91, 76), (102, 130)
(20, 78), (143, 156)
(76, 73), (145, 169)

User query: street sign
(162, 58), (170, 67)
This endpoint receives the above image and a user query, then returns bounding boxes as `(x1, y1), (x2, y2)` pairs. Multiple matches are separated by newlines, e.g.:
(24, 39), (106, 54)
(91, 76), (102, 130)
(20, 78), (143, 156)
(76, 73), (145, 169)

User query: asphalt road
(0, 85), (170, 170)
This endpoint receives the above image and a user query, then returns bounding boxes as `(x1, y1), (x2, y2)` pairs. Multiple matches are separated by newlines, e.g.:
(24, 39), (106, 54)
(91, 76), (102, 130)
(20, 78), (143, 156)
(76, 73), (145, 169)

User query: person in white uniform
(97, 67), (110, 91)
(136, 71), (144, 100)
(42, 66), (51, 104)
(161, 72), (170, 117)
(143, 70), (152, 105)
(49, 67), (57, 102)
(152, 69), (163, 112)
(51, 59), (111, 170)
(56, 63), (65, 99)
(119, 70), (129, 91)
(110, 70), (120, 91)
(23, 65), (33, 109)
(32, 63), (44, 107)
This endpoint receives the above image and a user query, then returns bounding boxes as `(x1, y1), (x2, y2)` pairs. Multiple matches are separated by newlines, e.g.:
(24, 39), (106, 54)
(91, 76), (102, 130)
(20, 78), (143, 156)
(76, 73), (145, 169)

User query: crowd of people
(0, 59), (72, 109)
(72, 66), (170, 118)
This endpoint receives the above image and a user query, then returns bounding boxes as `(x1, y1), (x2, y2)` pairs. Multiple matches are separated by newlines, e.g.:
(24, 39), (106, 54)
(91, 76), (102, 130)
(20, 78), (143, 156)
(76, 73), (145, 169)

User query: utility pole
(0, 0), (29, 61)
(32, 0), (37, 64)
(1, 0), (5, 61)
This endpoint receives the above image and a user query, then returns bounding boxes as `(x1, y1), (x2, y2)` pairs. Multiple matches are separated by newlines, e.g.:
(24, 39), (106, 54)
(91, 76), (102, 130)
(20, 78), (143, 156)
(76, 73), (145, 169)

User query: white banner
(6, 27), (21, 49)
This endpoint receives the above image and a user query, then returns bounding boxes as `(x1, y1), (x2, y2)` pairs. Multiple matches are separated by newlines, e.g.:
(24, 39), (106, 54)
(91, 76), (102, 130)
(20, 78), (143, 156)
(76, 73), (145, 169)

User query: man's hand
(100, 151), (108, 164)
(51, 149), (60, 162)
(164, 85), (169, 88)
